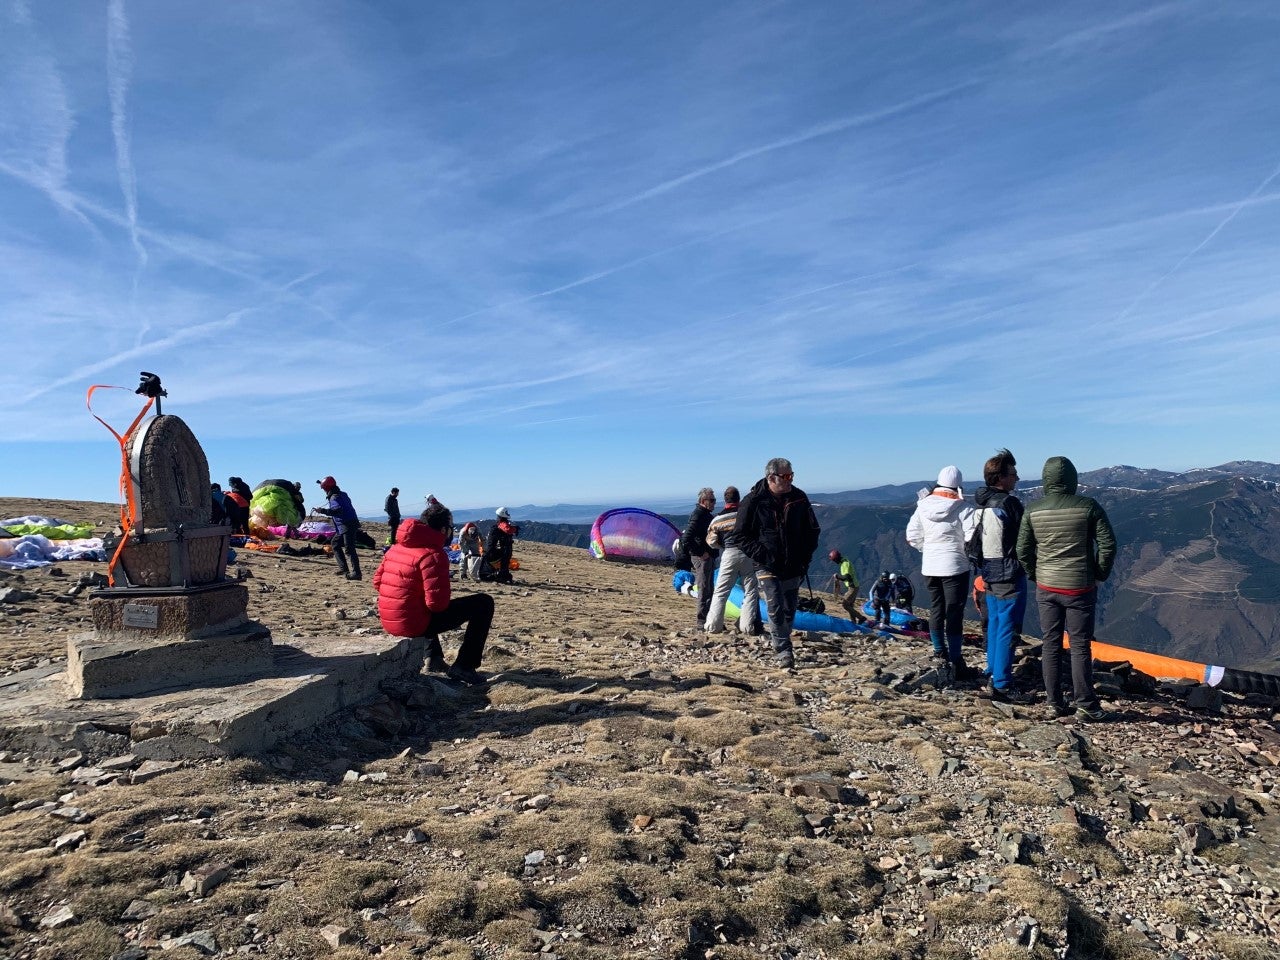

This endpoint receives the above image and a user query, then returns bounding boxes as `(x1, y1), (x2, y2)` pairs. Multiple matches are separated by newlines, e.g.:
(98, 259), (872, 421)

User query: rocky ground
(1, 497), (1279, 960)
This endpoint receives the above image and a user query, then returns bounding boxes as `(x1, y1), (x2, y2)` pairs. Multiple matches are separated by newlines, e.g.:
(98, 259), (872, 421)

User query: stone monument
(68, 375), (272, 698)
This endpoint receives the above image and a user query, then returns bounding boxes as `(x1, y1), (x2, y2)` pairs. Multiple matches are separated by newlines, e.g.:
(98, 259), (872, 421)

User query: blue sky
(3, 0), (1279, 516)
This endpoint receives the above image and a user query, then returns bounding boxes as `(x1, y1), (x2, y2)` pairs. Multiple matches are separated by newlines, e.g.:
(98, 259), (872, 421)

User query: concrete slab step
(0, 634), (425, 758)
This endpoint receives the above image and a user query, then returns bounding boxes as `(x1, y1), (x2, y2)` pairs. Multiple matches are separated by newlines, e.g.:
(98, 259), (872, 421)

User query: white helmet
(496, 507), (511, 519)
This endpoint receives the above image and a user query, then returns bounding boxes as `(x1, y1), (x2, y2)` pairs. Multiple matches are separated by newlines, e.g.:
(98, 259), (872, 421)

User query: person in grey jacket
(1017, 456), (1117, 722)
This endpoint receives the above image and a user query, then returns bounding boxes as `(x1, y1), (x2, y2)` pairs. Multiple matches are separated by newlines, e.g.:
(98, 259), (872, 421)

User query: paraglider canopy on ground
(589, 507), (681, 563)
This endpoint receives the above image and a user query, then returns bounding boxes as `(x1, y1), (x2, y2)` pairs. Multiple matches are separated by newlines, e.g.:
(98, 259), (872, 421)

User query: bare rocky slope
(1, 497), (1279, 960)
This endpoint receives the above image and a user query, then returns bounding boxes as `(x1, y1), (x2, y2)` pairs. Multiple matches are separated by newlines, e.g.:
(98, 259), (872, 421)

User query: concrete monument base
(0, 634), (427, 758)
(67, 625), (274, 699)
(90, 581), (250, 642)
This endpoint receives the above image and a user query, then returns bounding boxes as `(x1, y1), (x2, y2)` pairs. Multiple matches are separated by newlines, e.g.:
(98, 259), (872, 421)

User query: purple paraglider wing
(589, 508), (682, 561)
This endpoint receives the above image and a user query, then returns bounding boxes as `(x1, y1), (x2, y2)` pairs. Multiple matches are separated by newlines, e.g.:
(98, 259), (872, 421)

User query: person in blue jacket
(316, 475), (362, 580)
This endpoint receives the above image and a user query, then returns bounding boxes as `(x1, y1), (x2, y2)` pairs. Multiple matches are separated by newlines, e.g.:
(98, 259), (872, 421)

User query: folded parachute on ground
(2, 515), (94, 540)
(589, 508), (682, 562)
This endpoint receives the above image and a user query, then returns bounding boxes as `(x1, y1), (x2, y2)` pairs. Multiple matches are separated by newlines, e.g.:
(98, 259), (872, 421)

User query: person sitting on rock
(373, 501), (494, 685)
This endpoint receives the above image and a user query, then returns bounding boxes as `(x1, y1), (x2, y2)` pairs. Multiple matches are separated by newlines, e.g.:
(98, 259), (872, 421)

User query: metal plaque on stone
(121, 603), (160, 629)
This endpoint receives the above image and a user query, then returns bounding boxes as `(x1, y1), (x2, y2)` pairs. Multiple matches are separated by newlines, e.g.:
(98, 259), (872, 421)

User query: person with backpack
(890, 572), (915, 610)
(906, 466), (979, 678)
(315, 475), (362, 580)
(869, 571), (894, 627)
(223, 476), (252, 535)
(828, 550), (867, 624)
(970, 449), (1029, 703)
(1017, 455), (1117, 722)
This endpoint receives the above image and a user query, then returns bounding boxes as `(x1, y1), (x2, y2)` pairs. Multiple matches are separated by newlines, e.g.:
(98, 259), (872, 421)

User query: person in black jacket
(680, 487), (717, 628)
(733, 458), (820, 669)
(484, 507), (516, 584)
(385, 488), (401, 545)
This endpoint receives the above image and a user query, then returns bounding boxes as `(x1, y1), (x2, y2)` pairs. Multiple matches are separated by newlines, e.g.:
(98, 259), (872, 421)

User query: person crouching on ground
(374, 502), (495, 686)
(869, 571), (893, 628)
(484, 507), (517, 584)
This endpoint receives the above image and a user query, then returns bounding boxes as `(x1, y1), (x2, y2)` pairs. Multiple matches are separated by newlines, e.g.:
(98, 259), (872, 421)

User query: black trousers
(1038, 588), (1099, 711)
(925, 572), (970, 661)
(692, 554), (715, 624)
(426, 593), (494, 669)
(332, 527), (361, 577)
(387, 516), (400, 544)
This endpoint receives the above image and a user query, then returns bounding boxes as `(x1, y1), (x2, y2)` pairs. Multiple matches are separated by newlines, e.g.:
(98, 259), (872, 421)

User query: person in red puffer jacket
(373, 501), (495, 685)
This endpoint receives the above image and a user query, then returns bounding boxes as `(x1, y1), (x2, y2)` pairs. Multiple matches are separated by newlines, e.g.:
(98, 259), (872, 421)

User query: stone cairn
(68, 388), (271, 699)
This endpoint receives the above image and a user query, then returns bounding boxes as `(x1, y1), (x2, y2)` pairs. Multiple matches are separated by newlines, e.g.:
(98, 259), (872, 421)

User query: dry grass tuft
(408, 869), (480, 936)
(998, 865), (1068, 927)
(0, 854), (50, 893)
(1123, 827), (1174, 856)
(929, 890), (1009, 925)
(673, 709), (759, 748)
(733, 731), (837, 776)
(1044, 823), (1125, 874)
(36, 919), (123, 960)
(930, 834), (971, 865)
(1213, 935), (1280, 960)
(1163, 898), (1207, 927)
(739, 870), (819, 930)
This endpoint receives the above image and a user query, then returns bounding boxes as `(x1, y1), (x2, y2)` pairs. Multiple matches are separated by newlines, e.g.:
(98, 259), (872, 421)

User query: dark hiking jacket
(1016, 457), (1116, 590)
(733, 479), (820, 579)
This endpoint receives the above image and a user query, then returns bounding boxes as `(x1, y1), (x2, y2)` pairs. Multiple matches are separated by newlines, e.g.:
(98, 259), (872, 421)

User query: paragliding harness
(796, 574), (826, 614)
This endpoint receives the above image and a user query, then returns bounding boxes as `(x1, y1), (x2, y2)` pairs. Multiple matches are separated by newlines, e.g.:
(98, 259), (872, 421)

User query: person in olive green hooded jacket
(1016, 456), (1116, 721)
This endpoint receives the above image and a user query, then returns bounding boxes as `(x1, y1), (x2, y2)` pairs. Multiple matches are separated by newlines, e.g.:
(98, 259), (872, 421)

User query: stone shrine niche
(115, 414), (228, 588)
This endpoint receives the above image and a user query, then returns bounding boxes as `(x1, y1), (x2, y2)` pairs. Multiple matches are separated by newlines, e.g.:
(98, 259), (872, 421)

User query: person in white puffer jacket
(906, 465), (978, 676)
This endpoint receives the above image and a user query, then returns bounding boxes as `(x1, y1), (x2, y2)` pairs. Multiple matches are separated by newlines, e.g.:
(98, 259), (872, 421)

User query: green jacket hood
(1042, 457), (1078, 496)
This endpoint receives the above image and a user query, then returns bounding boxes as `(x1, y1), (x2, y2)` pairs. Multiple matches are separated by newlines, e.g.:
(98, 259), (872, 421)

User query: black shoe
(1075, 704), (1113, 723)
(1045, 700), (1071, 720)
(426, 654), (448, 674)
(346, 572), (362, 581)
(952, 662), (980, 682)
(988, 685), (1030, 705)
(335, 569), (349, 577)
(447, 664), (489, 686)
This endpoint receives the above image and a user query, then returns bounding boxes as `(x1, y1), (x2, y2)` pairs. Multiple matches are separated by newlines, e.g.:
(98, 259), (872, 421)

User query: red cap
(317, 476), (337, 491)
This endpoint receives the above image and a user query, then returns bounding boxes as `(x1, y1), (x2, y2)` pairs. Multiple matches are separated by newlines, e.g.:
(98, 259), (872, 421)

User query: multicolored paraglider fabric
(249, 480), (305, 537)
(589, 508), (681, 561)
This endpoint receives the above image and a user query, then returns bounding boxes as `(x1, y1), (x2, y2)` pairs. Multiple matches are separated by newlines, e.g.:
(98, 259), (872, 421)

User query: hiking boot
(426, 654), (448, 674)
(447, 665), (489, 686)
(1045, 700), (1071, 720)
(988, 685), (1030, 705)
(335, 569), (349, 577)
(774, 651), (794, 669)
(1075, 704), (1113, 723)
(346, 572), (362, 581)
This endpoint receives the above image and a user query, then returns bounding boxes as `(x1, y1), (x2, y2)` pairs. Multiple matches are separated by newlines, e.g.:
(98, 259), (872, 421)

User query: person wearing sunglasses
(732, 458), (821, 669)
